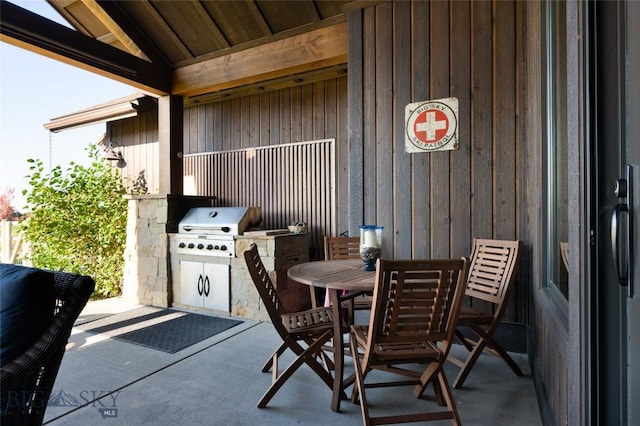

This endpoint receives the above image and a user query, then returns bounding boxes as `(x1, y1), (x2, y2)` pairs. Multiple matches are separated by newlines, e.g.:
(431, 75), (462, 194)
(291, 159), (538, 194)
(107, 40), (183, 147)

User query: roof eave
(44, 93), (156, 132)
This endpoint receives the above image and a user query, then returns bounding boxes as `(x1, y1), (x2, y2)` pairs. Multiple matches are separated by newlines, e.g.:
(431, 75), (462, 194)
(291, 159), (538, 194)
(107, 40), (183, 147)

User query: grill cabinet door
(179, 261), (230, 312)
(180, 261), (206, 308)
(202, 263), (230, 312)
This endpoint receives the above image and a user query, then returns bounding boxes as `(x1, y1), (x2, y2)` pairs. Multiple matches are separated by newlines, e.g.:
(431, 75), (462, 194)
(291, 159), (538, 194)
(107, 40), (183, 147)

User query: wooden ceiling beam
(0, 1), (171, 95)
(80, 0), (147, 59)
(172, 21), (347, 97)
(46, 0), (93, 37)
(96, 0), (171, 66)
(185, 64), (347, 106)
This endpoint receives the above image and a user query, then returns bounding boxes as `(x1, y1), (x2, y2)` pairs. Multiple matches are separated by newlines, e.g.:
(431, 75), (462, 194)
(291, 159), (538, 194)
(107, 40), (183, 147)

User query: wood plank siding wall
(109, 77), (348, 258)
(107, 109), (159, 193)
(183, 139), (335, 255)
(182, 77), (348, 258)
(108, 0), (531, 326)
(347, 1), (526, 322)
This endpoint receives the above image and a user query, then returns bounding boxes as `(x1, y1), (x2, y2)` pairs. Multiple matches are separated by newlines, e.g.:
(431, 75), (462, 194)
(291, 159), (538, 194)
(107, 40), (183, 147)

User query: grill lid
(178, 207), (261, 235)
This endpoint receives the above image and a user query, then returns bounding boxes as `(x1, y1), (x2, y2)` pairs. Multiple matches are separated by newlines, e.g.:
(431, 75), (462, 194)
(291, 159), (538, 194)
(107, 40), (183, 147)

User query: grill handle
(204, 276), (210, 297)
(197, 275), (204, 296)
(182, 226), (231, 233)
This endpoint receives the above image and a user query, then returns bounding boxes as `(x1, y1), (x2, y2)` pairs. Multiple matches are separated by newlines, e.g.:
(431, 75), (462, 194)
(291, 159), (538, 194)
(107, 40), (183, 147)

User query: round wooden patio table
(287, 258), (376, 412)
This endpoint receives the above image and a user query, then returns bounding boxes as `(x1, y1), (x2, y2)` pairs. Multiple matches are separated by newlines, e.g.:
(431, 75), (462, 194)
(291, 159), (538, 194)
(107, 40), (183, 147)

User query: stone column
(122, 194), (170, 307)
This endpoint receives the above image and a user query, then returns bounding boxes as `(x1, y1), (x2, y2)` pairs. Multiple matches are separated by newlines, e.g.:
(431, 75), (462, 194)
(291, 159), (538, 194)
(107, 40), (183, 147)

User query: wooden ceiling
(1, 0), (362, 103)
(50, 1), (351, 66)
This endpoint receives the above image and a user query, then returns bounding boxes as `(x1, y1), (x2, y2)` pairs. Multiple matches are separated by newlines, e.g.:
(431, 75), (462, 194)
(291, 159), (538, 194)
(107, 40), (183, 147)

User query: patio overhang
(0, 1), (171, 96)
(43, 93), (156, 132)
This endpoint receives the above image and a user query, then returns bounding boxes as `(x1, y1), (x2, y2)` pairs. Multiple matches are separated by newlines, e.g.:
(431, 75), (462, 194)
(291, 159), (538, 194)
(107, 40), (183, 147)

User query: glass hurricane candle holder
(359, 225), (383, 271)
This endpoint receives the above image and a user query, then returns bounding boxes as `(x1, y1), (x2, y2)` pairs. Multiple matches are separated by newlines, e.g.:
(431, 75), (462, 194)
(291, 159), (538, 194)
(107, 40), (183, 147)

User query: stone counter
(121, 194), (312, 321)
(232, 232), (311, 321)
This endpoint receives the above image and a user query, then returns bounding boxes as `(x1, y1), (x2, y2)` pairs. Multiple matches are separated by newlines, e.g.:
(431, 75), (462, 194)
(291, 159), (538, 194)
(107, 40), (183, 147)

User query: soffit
(44, 0), (356, 102)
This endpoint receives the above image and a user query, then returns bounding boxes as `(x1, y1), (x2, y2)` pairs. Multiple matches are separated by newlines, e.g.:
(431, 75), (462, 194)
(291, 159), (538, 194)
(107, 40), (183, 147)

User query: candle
(363, 229), (377, 247)
(359, 225), (383, 271)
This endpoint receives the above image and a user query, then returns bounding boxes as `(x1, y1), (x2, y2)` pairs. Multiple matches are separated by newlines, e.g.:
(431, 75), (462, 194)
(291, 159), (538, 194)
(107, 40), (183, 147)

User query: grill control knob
(214, 245), (220, 250)
(197, 243), (204, 249)
(206, 244), (214, 250)
(187, 243), (195, 249)
(220, 245), (228, 251)
(178, 242), (186, 248)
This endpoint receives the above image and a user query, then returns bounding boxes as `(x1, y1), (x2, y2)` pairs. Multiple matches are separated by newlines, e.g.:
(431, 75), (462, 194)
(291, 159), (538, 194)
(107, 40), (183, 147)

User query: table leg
(329, 288), (345, 412)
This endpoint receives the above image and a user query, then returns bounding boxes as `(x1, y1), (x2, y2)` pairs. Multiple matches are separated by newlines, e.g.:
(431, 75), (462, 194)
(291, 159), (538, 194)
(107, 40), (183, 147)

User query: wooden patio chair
(448, 238), (523, 389)
(560, 241), (570, 272)
(315, 236), (372, 325)
(349, 257), (468, 425)
(243, 243), (338, 408)
(1, 266), (95, 425)
(308, 236), (361, 308)
(324, 236), (362, 261)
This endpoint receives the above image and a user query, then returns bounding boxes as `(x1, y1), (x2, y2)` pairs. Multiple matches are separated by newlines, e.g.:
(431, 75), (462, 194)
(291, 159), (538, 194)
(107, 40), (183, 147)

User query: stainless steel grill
(173, 207), (261, 257)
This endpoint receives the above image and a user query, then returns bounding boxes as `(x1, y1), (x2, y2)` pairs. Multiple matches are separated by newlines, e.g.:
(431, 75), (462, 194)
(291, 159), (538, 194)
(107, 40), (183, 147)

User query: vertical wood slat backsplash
(184, 139), (335, 257)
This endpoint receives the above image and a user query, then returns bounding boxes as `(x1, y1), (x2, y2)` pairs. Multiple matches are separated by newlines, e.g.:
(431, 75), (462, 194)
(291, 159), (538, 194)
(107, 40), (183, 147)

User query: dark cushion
(0, 264), (56, 367)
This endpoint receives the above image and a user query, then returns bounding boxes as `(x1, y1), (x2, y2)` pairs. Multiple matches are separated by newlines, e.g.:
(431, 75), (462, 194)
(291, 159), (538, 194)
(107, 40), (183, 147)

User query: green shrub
(20, 144), (128, 298)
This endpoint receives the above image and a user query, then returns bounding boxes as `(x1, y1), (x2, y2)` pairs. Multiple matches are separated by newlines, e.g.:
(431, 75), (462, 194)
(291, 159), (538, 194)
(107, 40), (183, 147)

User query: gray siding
(182, 77), (349, 247)
(183, 139), (335, 256)
(347, 1), (525, 321)
(107, 110), (159, 194)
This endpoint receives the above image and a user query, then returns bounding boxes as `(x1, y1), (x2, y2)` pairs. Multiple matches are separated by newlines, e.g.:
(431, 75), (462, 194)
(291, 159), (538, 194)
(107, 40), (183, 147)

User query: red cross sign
(405, 98), (458, 153)
(414, 109), (449, 143)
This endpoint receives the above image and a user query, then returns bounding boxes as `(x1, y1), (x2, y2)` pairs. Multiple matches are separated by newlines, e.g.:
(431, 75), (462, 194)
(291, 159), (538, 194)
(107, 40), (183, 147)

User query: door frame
(586, 1), (637, 424)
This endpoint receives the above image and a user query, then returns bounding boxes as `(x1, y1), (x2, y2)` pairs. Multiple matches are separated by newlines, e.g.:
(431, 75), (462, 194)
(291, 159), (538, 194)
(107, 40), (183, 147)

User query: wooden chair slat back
(465, 239), (522, 306)
(369, 258), (468, 347)
(560, 241), (570, 272)
(324, 236), (361, 260)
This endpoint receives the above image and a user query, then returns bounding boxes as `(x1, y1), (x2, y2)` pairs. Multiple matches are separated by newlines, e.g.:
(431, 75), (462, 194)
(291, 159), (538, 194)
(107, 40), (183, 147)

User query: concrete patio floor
(43, 298), (541, 425)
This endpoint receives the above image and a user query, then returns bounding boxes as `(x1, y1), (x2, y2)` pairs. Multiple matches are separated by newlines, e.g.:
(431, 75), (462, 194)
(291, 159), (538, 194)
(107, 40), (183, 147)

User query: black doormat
(79, 307), (242, 354)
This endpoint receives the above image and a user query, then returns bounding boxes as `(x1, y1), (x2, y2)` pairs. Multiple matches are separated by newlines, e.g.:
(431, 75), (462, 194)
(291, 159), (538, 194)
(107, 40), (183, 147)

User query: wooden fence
(1, 220), (24, 264)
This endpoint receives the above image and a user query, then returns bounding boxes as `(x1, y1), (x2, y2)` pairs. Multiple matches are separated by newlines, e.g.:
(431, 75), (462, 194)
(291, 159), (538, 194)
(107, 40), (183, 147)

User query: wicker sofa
(1, 265), (94, 425)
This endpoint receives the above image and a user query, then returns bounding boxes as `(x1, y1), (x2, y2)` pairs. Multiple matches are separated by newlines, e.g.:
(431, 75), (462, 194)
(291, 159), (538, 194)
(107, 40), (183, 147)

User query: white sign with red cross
(405, 97), (459, 153)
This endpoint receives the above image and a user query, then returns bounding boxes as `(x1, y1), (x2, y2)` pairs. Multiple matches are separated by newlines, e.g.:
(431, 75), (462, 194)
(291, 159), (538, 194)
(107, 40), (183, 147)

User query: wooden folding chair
(448, 238), (523, 389)
(560, 241), (570, 272)
(308, 236), (361, 308)
(349, 257), (468, 425)
(324, 236), (362, 260)
(316, 236), (372, 325)
(243, 243), (338, 408)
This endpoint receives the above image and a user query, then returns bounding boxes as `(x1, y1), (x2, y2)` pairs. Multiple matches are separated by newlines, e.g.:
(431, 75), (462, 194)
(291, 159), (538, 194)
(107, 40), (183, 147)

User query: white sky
(0, 0), (135, 211)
